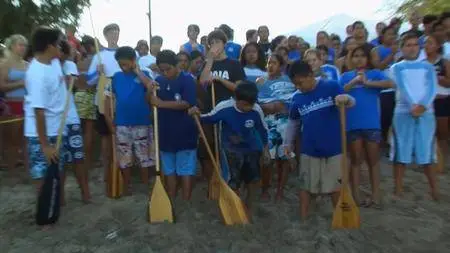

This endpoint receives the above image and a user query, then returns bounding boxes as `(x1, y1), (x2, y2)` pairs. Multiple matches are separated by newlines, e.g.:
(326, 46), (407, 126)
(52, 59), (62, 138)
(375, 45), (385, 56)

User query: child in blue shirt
(149, 50), (198, 201)
(189, 81), (268, 213)
(104, 46), (154, 196)
(283, 61), (355, 220)
(341, 45), (393, 208)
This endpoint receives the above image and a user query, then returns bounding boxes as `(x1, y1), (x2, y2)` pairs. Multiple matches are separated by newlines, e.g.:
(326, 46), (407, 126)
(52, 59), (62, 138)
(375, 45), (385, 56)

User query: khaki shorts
(299, 154), (342, 194)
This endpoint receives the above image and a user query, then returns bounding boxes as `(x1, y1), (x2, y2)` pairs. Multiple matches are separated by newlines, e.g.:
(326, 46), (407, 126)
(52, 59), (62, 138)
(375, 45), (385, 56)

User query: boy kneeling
(189, 81), (268, 213)
(283, 61), (355, 220)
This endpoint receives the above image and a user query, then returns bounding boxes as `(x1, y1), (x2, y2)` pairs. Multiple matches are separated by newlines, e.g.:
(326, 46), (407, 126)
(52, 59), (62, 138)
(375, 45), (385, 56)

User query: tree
(394, 0), (450, 19)
(0, 0), (91, 41)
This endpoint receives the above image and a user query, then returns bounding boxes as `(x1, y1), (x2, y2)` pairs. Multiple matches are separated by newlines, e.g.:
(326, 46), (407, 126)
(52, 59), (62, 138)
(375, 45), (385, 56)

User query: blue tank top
(6, 68), (26, 98)
(182, 42), (205, 54)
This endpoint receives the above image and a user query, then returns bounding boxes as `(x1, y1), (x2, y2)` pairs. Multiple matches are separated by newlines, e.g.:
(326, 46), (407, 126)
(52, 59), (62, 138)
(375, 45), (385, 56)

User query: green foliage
(395, 0), (450, 19)
(0, 0), (91, 41)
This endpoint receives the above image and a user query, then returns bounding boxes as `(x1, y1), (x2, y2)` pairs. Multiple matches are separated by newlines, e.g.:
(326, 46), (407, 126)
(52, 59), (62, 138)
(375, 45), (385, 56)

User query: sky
(77, 0), (394, 50)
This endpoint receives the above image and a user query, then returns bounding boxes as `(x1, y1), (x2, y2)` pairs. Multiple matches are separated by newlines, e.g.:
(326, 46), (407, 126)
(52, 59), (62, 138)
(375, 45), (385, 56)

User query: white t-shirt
(138, 54), (156, 78)
(62, 60), (81, 125)
(24, 58), (67, 137)
(443, 42), (450, 60)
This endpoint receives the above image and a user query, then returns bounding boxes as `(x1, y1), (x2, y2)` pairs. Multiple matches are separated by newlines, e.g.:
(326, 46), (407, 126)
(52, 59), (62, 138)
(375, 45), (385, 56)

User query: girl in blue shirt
(240, 42), (267, 83)
(341, 45), (393, 208)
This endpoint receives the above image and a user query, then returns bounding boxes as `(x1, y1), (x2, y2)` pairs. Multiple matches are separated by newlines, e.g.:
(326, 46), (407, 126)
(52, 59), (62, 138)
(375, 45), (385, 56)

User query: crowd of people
(0, 10), (450, 223)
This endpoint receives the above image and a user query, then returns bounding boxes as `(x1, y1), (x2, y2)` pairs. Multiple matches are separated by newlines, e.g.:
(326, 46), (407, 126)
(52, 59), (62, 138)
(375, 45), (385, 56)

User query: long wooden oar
(36, 78), (74, 225)
(332, 105), (360, 229)
(149, 88), (174, 223)
(208, 83), (220, 200)
(194, 116), (249, 225)
(107, 93), (123, 198)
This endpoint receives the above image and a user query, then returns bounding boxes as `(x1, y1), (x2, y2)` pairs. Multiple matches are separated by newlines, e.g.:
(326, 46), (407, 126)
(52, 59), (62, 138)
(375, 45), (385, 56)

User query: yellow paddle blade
(106, 165), (123, 199)
(332, 185), (360, 229)
(208, 171), (220, 200)
(434, 140), (444, 173)
(96, 75), (109, 114)
(149, 176), (174, 223)
(218, 179), (250, 226)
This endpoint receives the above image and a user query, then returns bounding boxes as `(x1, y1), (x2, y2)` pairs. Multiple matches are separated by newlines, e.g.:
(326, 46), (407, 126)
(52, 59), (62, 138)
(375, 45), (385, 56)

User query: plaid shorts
(115, 125), (155, 169)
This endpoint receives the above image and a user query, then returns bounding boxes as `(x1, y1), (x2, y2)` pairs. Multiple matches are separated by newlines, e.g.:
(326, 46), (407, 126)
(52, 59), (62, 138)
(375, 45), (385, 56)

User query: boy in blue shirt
(104, 46), (154, 196)
(189, 81), (268, 213)
(283, 61), (355, 220)
(148, 50), (198, 201)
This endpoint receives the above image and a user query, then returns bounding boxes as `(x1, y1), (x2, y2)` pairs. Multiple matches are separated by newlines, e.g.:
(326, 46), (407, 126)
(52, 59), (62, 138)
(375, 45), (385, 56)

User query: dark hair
(316, 45), (329, 54)
(270, 35), (286, 52)
(136, 40), (149, 50)
(234, 81), (258, 104)
(350, 45), (373, 69)
(150, 36), (163, 45)
(423, 15), (438, 25)
(330, 34), (341, 43)
(207, 30), (227, 45)
(424, 35), (443, 55)
(240, 42), (266, 70)
(81, 35), (95, 48)
(288, 60), (313, 79)
(246, 29), (257, 41)
(103, 23), (120, 36)
(257, 25), (268, 33)
(400, 32), (419, 48)
(177, 51), (191, 61)
(339, 36), (356, 57)
(190, 50), (204, 61)
(59, 40), (71, 56)
(441, 11), (450, 21)
(379, 24), (396, 44)
(114, 46), (137, 61)
(268, 53), (285, 67)
(432, 19), (444, 32)
(316, 31), (329, 39)
(218, 24), (233, 40)
(352, 21), (365, 29)
(31, 26), (62, 53)
(276, 46), (289, 55)
(156, 50), (178, 66)
(188, 24), (200, 34)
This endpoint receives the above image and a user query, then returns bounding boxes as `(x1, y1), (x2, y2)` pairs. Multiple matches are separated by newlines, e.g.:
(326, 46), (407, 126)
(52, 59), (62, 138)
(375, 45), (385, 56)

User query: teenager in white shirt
(24, 27), (66, 208)
(59, 40), (91, 203)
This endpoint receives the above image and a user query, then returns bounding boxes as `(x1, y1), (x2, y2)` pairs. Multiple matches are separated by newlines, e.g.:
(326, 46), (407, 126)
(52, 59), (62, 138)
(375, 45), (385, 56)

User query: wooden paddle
(208, 83), (220, 200)
(106, 93), (123, 198)
(36, 78), (74, 225)
(148, 88), (174, 223)
(194, 116), (249, 225)
(332, 105), (361, 229)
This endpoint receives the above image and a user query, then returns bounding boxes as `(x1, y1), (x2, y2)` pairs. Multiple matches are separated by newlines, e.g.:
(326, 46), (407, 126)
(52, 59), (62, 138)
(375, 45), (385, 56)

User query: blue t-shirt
(258, 75), (296, 108)
(155, 72), (198, 152)
(340, 70), (387, 131)
(288, 50), (301, 61)
(225, 41), (242, 61)
(327, 47), (336, 63)
(182, 42), (205, 55)
(111, 71), (152, 126)
(320, 64), (340, 82)
(244, 66), (266, 83)
(370, 37), (381, 47)
(200, 99), (268, 153)
(289, 79), (343, 157)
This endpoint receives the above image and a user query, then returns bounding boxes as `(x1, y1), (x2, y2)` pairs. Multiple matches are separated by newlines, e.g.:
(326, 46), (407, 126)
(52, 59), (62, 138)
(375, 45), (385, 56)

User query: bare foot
(431, 190), (439, 201)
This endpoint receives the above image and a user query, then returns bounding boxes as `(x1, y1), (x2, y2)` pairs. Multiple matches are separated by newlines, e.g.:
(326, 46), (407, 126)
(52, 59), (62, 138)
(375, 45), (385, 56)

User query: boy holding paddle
(24, 27), (67, 226)
(189, 81), (269, 213)
(283, 61), (355, 220)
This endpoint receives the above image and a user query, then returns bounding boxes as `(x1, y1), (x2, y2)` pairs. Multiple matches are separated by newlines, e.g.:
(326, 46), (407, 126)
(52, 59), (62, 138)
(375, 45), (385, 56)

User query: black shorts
(434, 96), (450, 117)
(197, 124), (215, 160)
(95, 109), (110, 136)
(225, 150), (261, 190)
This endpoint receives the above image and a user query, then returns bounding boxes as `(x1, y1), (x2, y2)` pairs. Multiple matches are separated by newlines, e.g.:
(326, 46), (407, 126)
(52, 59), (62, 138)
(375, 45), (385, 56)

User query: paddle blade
(332, 185), (360, 229)
(218, 179), (250, 226)
(36, 162), (61, 225)
(149, 176), (174, 223)
(96, 75), (109, 114)
(106, 164), (123, 199)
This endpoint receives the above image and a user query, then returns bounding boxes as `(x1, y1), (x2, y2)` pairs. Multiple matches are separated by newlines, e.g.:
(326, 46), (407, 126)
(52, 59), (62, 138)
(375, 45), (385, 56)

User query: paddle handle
(88, 7), (102, 65)
(338, 105), (348, 185)
(152, 89), (161, 173)
(56, 78), (75, 150)
(194, 116), (221, 176)
(211, 83), (220, 164)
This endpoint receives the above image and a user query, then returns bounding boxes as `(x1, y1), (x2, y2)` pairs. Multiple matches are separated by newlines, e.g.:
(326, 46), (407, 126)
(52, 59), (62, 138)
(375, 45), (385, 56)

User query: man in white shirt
(24, 27), (66, 204)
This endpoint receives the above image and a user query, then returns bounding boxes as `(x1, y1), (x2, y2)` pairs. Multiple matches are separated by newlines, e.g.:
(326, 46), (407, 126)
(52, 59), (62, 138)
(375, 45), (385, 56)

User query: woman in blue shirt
(341, 45), (393, 208)
(240, 42), (266, 83)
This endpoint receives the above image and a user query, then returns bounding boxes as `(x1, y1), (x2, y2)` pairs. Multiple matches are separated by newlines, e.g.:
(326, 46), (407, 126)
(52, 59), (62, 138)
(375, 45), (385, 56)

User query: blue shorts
(160, 149), (197, 176)
(390, 113), (436, 165)
(64, 124), (84, 164)
(347, 129), (382, 143)
(26, 136), (65, 180)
